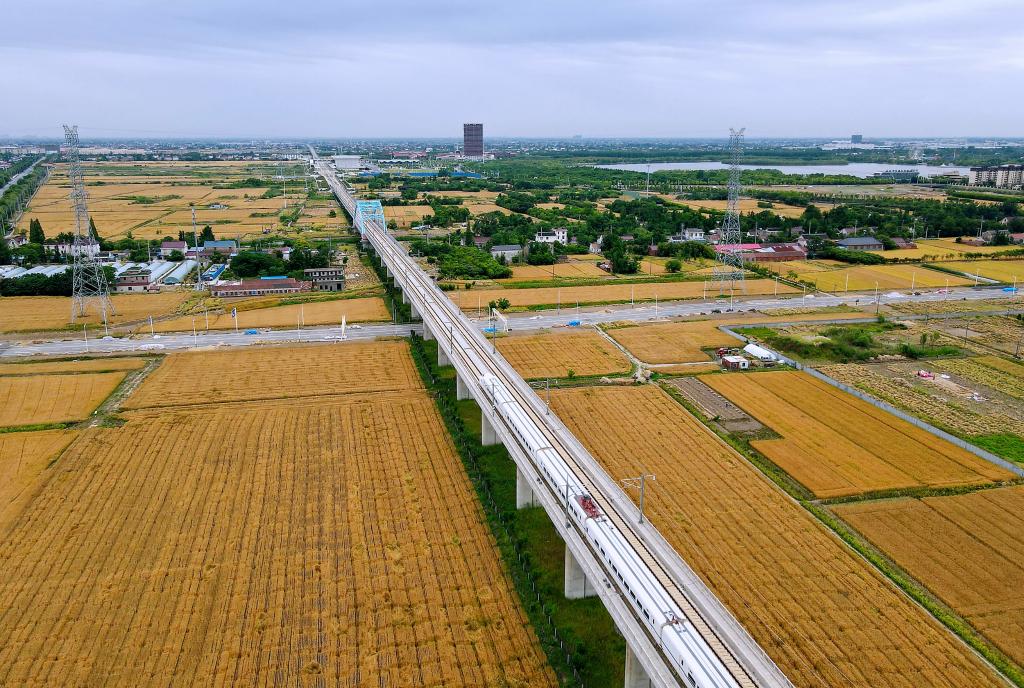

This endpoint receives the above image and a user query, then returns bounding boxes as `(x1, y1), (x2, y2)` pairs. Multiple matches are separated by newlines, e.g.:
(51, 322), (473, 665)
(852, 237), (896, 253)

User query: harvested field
(918, 238), (1010, 256)
(0, 372), (126, 428)
(451, 279), (795, 311)
(835, 486), (1024, 666)
(819, 362), (1024, 441)
(0, 430), (78, 530)
(936, 356), (1024, 400)
(0, 357), (147, 376)
(635, 257), (715, 276)
(606, 320), (736, 363)
(124, 341), (419, 409)
(496, 330), (630, 379)
(0, 293), (190, 332)
(550, 385), (1005, 688)
(147, 296), (390, 333)
(605, 311), (872, 365)
(937, 260), (1024, 284)
(705, 371), (1013, 498)
(0, 389), (555, 687)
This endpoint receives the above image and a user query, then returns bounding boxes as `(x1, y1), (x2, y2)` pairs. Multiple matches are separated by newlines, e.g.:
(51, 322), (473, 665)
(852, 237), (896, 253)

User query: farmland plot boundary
(720, 326), (1024, 478)
(652, 378), (1024, 687)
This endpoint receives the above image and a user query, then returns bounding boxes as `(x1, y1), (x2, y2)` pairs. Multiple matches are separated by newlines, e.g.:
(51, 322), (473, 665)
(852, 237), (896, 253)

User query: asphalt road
(0, 285), (1016, 359)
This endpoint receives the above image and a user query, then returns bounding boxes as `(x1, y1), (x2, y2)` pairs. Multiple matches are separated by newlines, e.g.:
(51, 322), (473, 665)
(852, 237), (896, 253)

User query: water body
(597, 161), (972, 178)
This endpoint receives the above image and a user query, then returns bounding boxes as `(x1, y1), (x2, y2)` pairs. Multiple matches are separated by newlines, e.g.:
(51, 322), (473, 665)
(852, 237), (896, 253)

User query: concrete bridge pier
(456, 374), (471, 400)
(437, 343), (450, 366)
(481, 412), (500, 446)
(624, 646), (653, 688)
(410, 302), (420, 321)
(422, 324), (434, 341)
(564, 547), (596, 599)
(515, 465), (537, 508)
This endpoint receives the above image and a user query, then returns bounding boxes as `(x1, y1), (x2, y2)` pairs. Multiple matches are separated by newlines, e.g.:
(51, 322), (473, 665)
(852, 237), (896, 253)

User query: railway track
(311, 151), (790, 688)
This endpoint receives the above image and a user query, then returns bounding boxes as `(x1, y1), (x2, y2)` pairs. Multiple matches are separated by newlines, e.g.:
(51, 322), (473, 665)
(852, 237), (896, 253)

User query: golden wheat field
(665, 196), (808, 219)
(0, 357), (148, 376)
(0, 385), (555, 687)
(0, 293), (190, 332)
(835, 486), (1024, 666)
(450, 279), (795, 311)
(549, 385), (1005, 688)
(15, 162), (343, 241)
(0, 429), (78, 530)
(778, 264), (973, 292)
(124, 341), (420, 409)
(605, 320), (737, 363)
(704, 371), (1012, 498)
(936, 260), (1024, 284)
(147, 297), (391, 333)
(508, 262), (608, 280)
(496, 330), (630, 379)
(0, 372), (126, 428)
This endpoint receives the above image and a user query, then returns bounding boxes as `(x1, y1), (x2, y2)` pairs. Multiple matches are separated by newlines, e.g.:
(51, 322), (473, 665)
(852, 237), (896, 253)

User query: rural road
(0, 157), (45, 198)
(0, 285), (1016, 358)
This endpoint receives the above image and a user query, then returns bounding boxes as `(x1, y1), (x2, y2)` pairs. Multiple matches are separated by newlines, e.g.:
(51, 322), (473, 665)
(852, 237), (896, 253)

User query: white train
(479, 372), (741, 688)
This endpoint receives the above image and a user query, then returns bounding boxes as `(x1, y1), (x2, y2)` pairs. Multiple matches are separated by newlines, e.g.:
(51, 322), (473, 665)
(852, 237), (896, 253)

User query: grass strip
(409, 334), (625, 688)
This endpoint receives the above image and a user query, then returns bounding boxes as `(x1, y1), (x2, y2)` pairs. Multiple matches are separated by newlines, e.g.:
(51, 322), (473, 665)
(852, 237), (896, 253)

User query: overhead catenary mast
(711, 128), (746, 294)
(64, 124), (114, 323)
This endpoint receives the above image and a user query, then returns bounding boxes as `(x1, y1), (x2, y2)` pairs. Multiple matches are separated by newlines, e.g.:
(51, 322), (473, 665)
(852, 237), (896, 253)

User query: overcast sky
(2, 0), (1022, 139)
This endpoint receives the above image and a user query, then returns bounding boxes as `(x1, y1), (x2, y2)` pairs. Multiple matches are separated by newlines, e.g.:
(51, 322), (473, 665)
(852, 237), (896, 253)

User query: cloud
(1, 0), (1021, 138)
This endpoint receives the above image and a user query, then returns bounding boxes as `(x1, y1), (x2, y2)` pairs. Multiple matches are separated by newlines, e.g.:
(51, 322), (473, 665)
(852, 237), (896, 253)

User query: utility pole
(620, 471), (656, 524)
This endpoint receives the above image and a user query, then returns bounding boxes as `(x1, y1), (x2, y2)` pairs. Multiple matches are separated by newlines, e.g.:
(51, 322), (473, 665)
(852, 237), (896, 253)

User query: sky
(2, 0), (1023, 139)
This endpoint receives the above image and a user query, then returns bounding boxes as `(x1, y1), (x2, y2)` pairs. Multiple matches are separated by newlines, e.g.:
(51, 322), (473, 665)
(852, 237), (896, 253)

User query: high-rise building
(463, 123), (483, 158)
(851, 134), (863, 144)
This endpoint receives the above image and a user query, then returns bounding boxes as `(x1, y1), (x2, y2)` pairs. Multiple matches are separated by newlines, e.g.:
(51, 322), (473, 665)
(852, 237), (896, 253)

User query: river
(596, 161), (972, 178)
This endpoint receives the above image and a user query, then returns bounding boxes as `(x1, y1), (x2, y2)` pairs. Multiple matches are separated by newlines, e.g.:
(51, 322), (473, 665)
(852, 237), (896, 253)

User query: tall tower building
(463, 123), (483, 158)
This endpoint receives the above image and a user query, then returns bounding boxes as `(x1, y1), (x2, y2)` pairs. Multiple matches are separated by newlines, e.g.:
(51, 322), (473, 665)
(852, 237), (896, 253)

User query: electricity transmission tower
(711, 128), (746, 294)
(64, 124), (114, 323)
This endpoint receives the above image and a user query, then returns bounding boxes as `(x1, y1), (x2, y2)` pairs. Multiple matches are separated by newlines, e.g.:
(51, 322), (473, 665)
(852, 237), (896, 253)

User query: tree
(168, 250), (185, 262)
(88, 217), (99, 240)
(230, 250), (286, 278)
(28, 218), (44, 244)
(0, 234), (10, 265)
(665, 258), (682, 273)
(200, 225), (215, 242)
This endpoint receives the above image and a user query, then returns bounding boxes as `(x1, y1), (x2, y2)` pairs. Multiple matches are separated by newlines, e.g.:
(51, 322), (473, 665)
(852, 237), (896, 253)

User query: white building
(969, 165), (1023, 189)
(534, 228), (568, 244)
(52, 240), (101, 258)
(669, 228), (705, 243)
(333, 155), (362, 170)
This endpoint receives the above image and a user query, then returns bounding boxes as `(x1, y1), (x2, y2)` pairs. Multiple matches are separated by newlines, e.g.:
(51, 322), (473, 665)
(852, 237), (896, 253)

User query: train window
(687, 672), (696, 686)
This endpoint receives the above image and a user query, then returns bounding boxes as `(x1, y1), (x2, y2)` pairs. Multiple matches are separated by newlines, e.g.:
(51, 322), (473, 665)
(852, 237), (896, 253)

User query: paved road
(0, 157), (44, 199)
(496, 284), (1017, 329)
(0, 285), (1015, 359)
(0, 323), (421, 358)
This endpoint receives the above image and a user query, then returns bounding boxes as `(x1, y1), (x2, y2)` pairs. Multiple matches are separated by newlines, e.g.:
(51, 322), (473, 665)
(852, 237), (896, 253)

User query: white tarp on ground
(743, 343), (777, 361)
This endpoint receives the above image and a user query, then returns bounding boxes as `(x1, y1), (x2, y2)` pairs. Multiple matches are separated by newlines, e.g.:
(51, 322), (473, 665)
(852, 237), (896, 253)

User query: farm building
(210, 278), (302, 297)
(743, 343), (778, 362)
(837, 237), (884, 251)
(159, 240), (187, 258)
(491, 244), (523, 261)
(722, 355), (750, 370)
(304, 267), (346, 292)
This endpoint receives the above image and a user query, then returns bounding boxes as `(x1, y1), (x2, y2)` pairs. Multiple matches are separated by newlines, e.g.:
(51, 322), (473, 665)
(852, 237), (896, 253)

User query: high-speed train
(478, 373), (741, 688)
